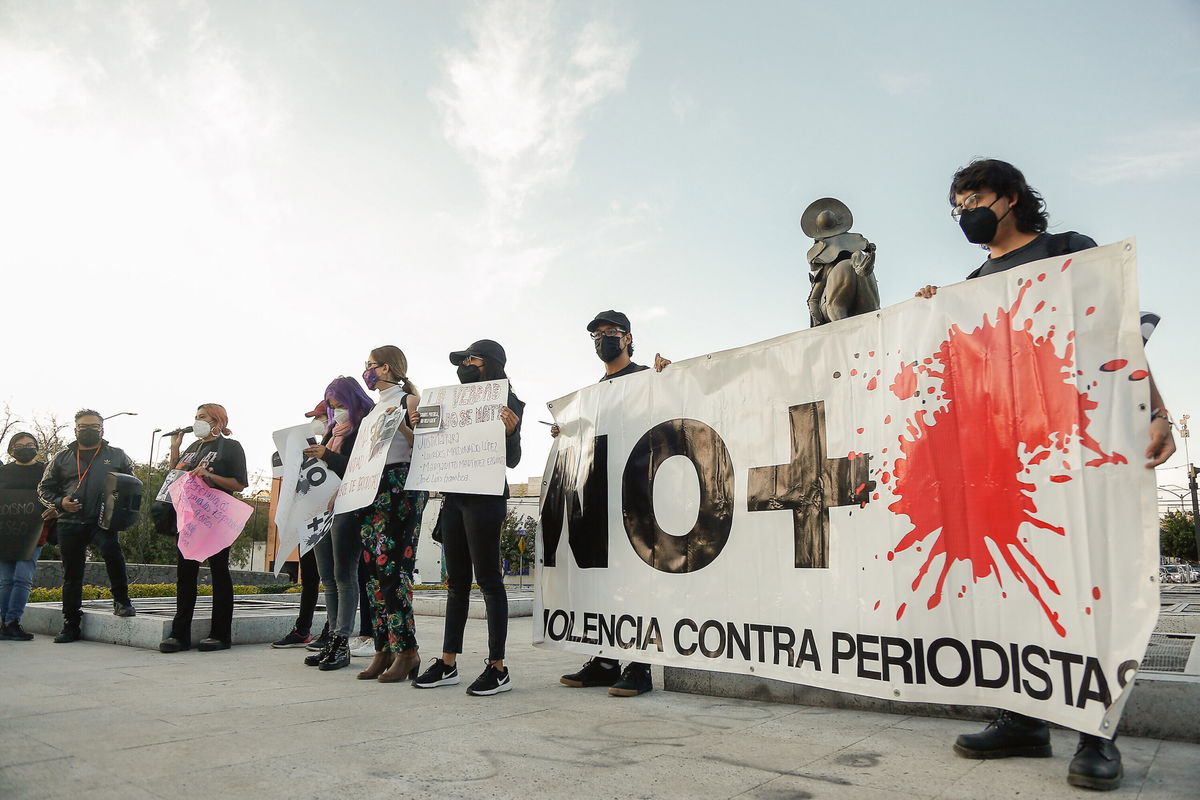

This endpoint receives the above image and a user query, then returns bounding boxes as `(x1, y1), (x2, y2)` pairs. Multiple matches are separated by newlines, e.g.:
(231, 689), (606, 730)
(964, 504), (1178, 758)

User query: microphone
(161, 426), (194, 437)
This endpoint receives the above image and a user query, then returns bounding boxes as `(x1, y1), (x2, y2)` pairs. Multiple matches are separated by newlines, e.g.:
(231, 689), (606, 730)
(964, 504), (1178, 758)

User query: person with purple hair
(300, 376), (376, 671)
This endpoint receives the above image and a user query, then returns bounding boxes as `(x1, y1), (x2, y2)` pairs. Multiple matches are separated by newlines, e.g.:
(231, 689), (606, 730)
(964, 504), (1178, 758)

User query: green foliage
(1160, 510), (1198, 561)
(499, 509), (537, 574)
(29, 583), (267, 603)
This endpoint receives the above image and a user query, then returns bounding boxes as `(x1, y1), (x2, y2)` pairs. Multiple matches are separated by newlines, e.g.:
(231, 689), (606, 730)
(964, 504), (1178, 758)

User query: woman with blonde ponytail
(354, 346), (429, 683)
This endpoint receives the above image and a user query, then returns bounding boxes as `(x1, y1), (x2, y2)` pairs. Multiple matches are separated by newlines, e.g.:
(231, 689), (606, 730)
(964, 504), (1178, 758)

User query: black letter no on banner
(621, 419), (735, 573)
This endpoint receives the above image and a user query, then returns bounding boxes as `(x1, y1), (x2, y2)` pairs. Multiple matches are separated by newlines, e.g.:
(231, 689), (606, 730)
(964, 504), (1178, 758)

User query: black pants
(440, 493), (508, 662)
(357, 551), (371, 637)
(295, 548), (319, 635)
(171, 545), (233, 644)
(58, 522), (130, 623)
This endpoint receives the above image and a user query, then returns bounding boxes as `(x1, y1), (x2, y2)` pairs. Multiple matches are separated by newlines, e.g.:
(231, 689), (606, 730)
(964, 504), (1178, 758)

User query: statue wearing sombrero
(801, 197), (880, 326)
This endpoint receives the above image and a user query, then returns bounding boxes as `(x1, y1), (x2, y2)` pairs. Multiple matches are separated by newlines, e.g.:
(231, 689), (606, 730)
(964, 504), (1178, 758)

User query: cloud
(879, 70), (931, 97)
(1079, 121), (1200, 185)
(430, 0), (635, 290)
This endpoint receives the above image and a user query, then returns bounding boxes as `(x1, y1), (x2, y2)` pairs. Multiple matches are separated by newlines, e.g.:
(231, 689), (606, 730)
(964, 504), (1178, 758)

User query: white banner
(271, 424), (341, 572)
(405, 378), (509, 496)
(333, 402), (406, 514)
(536, 240), (1158, 737)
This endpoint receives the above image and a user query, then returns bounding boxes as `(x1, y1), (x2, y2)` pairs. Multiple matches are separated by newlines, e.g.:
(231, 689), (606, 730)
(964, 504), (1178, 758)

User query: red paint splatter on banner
(1086, 306), (1096, 316)
(1085, 607), (1092, 615)
(886, 278), (1127, 638)
(896, 603), (907, 620)
(891, 362), (918, 400)
(1099, 359), (1127, 372)
(1128, 370), (1148, 381)
(873, 600), (881, 610)
(1092, 586), (1101, 600)
(867, 377), (878, 391)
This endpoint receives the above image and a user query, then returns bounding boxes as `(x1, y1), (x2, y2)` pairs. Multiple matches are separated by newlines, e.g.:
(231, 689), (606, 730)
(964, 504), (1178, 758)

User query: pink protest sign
(167, 474), (253, 562)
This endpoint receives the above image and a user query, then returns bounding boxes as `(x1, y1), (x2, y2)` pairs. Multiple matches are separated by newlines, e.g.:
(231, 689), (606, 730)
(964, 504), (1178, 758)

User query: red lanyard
(75, 445), (101, 494)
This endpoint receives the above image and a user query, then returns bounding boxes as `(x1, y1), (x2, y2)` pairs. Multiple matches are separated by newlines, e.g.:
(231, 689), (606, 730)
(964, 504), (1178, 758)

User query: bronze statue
(801, 198), (880, 326)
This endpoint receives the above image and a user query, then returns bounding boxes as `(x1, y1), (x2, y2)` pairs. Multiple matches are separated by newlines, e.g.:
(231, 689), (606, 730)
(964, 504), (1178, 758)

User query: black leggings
(295, 548), (319, 635)
(58, 522), (130, 623)
(440, 493), (508, 662)
(171, 545), (233, 644)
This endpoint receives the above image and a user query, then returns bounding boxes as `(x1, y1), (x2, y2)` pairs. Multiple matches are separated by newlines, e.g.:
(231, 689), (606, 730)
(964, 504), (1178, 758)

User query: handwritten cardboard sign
(405, 379), (508, 496)
(0, 489), (44, 561)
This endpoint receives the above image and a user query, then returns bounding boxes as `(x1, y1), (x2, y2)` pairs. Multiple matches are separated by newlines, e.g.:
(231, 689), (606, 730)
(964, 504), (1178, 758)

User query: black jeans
(58, 522), (131, 623)
(357, 552), (371, 637)
(171, 545), (233, 644)
(295, 548), (319, 635)
(440, 493), (508, 662)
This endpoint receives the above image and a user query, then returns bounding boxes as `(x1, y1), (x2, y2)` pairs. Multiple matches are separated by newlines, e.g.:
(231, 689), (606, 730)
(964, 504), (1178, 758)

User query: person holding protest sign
(274, 402), (332, 650)
(552, 311), (669, 697)
(37, 410), (137, 643)
(413, 339), (524, 695)
(0, 432), (54, 641)
(355, 346), (428, 683)
(159, 404), (248, 653)
(916, 159), (1176, 791)
(302, 378), (375, 672)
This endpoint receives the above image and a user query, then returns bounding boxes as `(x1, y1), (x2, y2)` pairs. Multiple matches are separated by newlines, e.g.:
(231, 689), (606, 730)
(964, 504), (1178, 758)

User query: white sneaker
(349, 636), (375, 657)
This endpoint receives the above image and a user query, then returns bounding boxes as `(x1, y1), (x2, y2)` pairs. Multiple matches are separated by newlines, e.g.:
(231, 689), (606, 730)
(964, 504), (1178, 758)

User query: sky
(2, 0), (1199, 499)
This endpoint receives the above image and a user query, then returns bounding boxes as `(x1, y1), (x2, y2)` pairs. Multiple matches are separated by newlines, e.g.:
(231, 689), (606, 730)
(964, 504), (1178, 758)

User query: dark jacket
(0, 461), (46, 491)
(319, 428), (360, 479)
(37, 441), (135, 523)
(505, 388), (525, 470)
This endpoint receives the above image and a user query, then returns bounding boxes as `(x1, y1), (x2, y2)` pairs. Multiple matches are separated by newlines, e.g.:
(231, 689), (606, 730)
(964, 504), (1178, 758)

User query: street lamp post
(148, 428), (161, 470)
(1179, 415), (1200, 560)
(104, 411), (138, 421)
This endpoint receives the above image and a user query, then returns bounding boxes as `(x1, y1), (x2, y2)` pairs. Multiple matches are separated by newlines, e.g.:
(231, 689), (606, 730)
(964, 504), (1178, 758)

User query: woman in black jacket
(302, 377), (375, 671)
(0, 432), (53, 641)
(412, 339), (523, 696)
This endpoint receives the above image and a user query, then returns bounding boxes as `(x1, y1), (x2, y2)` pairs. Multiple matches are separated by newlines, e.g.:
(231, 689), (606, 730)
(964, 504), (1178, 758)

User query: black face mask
(457, 364), (482, 384)
(958, 199), (1011, 245)
(77, 429), (102, 448)
(12, 447), (37, 463)
(595, 335), (625, 363)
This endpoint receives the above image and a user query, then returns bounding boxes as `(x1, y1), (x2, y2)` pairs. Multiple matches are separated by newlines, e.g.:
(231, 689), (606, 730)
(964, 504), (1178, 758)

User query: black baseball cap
(448, 339), (507, 369)
(586, 310), (631, 333)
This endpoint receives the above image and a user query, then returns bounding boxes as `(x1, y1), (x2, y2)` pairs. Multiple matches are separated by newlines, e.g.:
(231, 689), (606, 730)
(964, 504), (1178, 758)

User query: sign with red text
(536, 240), (1158, 737)
(405, 379), (509, 496)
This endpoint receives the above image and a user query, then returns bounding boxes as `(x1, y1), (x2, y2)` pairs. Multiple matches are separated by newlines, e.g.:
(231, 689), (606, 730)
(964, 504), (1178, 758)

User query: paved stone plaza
(2, 614), (1196, 800)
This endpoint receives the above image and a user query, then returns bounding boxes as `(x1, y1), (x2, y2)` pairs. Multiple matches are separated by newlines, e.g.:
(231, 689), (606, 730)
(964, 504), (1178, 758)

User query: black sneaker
(1068, 733), (1122, 791)
(560, 657), (620, 687)
(466, 661), (512, 696)
(953, 711), (1052, 759)
(4, 621), (34, 641)
(113, 600), (137, 618)
(272, 628), (313, 648)
(413, 658), (461, 688)
(54, 623), (82, 644)
(318, 636), (351, 671)
(608, 662), (652, 697)
(306, 624), (330, 652)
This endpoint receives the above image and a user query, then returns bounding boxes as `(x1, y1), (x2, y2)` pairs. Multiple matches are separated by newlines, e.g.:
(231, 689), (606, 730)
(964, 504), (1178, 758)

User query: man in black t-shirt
(917, 159), (1176, 792)
(554, 310), (669, 697)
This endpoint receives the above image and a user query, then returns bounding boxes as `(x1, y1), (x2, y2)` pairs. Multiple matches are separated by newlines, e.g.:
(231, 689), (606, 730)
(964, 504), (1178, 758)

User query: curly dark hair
(74, 408), (102, 423)
(949, 159), (1048, 235)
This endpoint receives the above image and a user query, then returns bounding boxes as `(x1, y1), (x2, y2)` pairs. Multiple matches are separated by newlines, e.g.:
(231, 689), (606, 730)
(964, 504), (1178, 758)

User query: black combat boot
(318, 636), (351, 671)
(1068, 733), (1122, 791)
(953, 710), (1052, 759)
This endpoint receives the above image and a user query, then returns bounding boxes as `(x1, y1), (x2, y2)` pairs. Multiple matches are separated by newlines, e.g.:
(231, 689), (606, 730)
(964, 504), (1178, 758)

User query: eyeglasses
(950, 192), (999, 219)
(364, 361), (381, 369)
(76, 424), (103, 431)
(589, 329), (627, 341)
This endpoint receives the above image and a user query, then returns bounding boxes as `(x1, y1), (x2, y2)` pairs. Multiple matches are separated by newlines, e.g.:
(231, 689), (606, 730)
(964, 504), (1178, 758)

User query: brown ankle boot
(378, 648), (420, 683)
(356, 651), (394, 680)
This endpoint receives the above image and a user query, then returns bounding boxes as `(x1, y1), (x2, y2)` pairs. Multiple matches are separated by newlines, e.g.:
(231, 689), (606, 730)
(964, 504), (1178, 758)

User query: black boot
(1068, 733), (1122, 791)
(305, 634), (335, 666)
(318, 636), (351, 671)
(54, 621), (82, 644)
(953, 711), (1052, 759)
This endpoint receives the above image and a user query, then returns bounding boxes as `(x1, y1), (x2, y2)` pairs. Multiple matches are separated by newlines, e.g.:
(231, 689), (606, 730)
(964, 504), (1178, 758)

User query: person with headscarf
(412, 339), (523, 695)
(0, 432), (55, 641)
(354, 345), (428, 683)
(301, 377), (376, 671)
(158, 403), (248, 653)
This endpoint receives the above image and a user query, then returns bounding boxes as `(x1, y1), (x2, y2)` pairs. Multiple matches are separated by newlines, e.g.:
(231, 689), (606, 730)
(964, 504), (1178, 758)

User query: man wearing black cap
(555, 310), (668, 698)
(414, 339), (525, 696)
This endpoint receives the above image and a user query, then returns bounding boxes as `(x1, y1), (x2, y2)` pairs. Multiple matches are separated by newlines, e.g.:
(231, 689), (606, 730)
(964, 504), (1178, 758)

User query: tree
(1161, 510), (1198, 562)
(0, 403), (23, 449)
(31, 412), (69, 460)
(499, 509), (537, 575)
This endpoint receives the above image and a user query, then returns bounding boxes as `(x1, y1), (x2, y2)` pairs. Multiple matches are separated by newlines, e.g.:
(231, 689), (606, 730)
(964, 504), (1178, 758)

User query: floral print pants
(360, 463), (427, 652)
